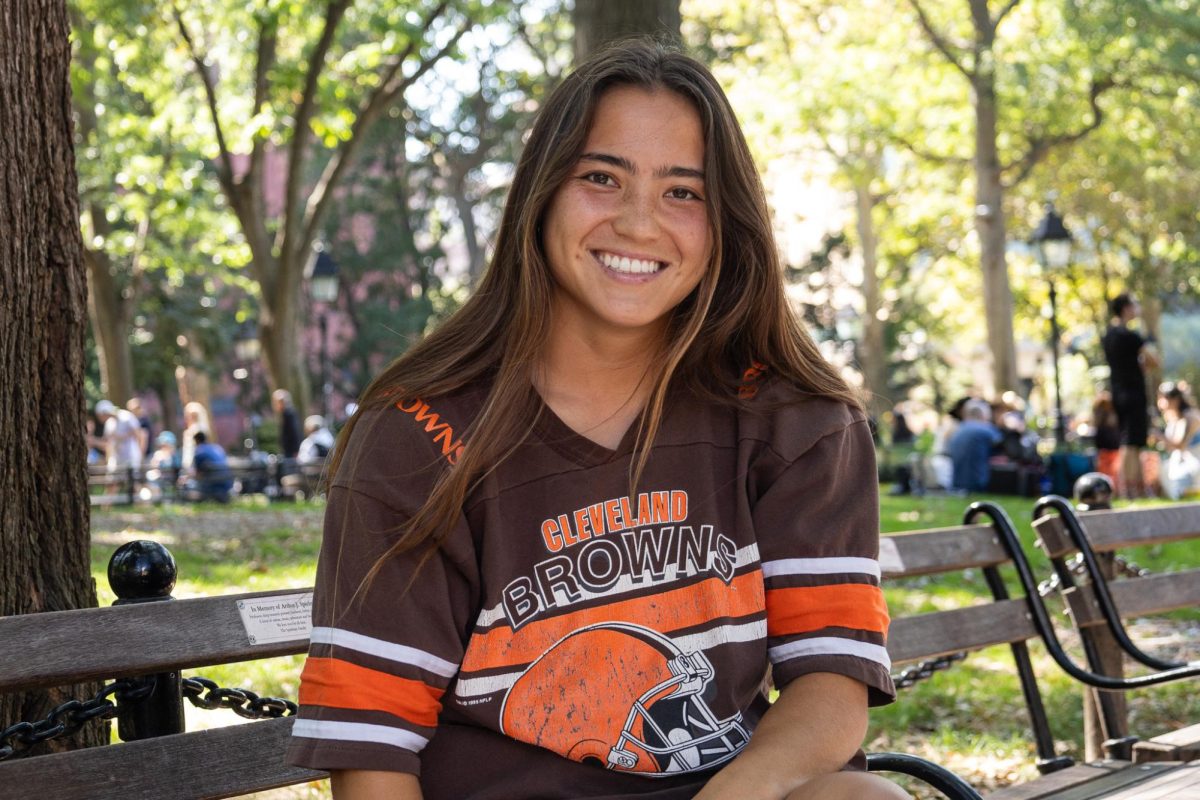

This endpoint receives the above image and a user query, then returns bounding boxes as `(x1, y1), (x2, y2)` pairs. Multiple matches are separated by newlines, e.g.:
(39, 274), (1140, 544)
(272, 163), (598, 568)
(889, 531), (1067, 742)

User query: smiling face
(541, 85), (713, 345)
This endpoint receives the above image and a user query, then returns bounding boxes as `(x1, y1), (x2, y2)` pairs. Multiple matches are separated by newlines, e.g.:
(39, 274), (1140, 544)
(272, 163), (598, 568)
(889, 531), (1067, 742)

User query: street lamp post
(1030, 203), (1073, 448)
(308, 250), (340, 420)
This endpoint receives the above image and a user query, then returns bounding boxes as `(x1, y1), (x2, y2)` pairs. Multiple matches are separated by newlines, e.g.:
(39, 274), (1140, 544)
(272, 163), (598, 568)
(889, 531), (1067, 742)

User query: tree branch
(279, 0), (352, 265)
(1003, 75), (1114, 187)
(171, 4), (236, 196)
(994, 0), (1022, 27)
(886, 131), (971, 166)
(298, 6), (471, 259)
(249, 11), (279, 201)
(907, 0), (973, 79)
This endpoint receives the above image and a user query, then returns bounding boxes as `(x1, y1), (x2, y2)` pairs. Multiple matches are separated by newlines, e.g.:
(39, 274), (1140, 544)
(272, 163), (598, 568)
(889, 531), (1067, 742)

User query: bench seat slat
(0, 589), (310, 693)
(982, 760), (1176, 800)
(1034, 504), (1200, 559)
(0, 717), (325, 800)
(887, 598), (1035, 664)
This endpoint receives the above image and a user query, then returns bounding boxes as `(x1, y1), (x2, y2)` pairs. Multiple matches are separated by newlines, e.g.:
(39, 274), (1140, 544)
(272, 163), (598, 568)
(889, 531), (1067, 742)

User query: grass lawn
(88, 489), (1199, 798)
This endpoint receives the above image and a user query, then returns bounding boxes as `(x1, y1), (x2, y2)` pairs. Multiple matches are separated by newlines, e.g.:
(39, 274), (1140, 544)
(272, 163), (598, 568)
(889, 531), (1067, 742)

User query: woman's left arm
(694, 672), (867, 799)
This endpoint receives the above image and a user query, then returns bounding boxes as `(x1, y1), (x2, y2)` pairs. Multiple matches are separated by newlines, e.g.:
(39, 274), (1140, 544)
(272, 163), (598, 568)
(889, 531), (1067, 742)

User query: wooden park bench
(1029, 499), (1200, 769)
(0, 539), (995, 800)
(0, 542), (322, 800)
(883, 500), (1200, 798)
(14, 498), (1196, 799)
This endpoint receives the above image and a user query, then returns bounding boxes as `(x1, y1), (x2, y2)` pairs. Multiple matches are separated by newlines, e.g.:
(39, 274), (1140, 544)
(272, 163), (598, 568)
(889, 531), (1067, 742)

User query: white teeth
(599, 252), (661, 274)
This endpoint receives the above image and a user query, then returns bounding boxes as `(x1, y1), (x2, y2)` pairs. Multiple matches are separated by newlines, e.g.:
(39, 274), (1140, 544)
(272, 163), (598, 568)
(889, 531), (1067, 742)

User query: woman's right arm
(332, 769), (422, 800)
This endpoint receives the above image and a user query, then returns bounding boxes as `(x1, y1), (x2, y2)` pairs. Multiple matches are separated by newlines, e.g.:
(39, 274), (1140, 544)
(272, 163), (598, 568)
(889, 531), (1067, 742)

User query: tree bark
(974, 69), (1020, 394)
(854, 179), (889, 418)
(84, 247), (135, 404)
(73, 29), (136, 406)
(0, 0), (106, 754)
(574, 0), (682, 62)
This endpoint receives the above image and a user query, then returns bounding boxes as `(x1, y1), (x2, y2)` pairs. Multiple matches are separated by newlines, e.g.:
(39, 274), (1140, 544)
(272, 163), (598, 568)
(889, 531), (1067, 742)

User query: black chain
(1038, 554), (1150, 597)
(892, 652), (968, 691)
(0, 675), (296, 761)
(0, 678), (154, 761)
(181, 677), (297, 719)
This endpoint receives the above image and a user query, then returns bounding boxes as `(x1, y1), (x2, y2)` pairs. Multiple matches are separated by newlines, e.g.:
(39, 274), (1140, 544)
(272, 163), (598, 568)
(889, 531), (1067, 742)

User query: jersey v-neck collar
(531, 393), (645, 469)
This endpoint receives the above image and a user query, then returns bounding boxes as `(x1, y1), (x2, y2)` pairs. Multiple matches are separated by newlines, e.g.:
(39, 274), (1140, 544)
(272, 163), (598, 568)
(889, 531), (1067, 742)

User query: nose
(611, 184), (661, 241)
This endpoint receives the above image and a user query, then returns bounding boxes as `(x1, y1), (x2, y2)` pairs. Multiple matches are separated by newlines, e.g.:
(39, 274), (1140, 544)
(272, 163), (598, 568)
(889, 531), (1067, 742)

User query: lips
(595, 251), (665, 275)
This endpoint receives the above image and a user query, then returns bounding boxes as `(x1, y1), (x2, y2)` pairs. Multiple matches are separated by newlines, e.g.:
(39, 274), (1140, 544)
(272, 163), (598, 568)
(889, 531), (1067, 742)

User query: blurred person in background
(181, 401), (212, 470)
(184, 431), (233, 503)
(1159, 382), (1200, 500)
(1102, 293), (1159, 497)
(273, 389), (303, 460)
(298, 415), (335, 464)
(126, 396), (152, 457)
(948, 399), (1002, 493)
(1090, 392), (1122, 490)
(93, 399), (143, 472)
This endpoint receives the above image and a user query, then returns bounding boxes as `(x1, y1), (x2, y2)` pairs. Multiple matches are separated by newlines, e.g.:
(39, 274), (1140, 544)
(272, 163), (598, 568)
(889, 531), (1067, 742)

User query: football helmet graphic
(500, 622), (749, 775)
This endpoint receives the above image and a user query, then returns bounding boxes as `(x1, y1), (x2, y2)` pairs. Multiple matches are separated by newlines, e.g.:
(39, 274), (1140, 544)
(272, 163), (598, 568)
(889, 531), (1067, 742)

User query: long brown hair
(336, 38), (860, 577)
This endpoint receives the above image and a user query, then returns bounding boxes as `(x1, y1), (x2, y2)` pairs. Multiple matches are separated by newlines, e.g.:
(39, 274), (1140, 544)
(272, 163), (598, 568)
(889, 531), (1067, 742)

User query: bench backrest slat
(1033, 503), (1200, 559)
(1060, 569), (1200, 629)
(0, 589), (310, 693)
(0, 717), (323, 800)
(880, 524), (1008, 578)
(887, 599), (1035, 665)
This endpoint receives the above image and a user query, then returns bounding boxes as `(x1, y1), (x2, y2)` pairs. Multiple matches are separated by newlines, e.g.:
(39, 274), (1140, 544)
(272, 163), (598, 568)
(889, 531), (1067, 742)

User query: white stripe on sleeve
(761, 557), (881, 581)
(292, 718), (429, 752)
(311, 627), (459, 678)
(768, 637), (892, 670)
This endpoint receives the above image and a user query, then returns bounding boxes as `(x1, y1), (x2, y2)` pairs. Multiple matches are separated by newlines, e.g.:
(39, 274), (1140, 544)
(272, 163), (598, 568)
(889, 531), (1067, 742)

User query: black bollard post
(1073, 472), (1114, 511)
(109, 540), (186, 740)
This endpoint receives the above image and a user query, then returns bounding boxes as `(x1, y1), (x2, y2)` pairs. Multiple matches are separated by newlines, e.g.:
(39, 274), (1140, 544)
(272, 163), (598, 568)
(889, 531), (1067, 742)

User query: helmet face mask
(500, 623), (749, 775)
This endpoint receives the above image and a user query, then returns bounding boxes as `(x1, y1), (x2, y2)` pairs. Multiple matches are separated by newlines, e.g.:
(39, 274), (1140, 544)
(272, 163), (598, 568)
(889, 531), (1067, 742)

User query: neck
(539, 323), (664, 399)
(534, 314), (669, 447)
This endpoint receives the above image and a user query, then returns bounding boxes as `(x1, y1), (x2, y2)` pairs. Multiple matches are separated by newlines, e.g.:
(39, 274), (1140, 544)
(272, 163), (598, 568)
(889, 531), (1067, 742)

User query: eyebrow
(578, 152), (705, 181)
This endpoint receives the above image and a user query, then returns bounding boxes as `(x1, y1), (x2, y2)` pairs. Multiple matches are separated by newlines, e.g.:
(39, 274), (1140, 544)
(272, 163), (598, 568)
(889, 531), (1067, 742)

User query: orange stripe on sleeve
(299, 657), (444, 728)
(460, 572), (765, 674)
(766, 583), (889, 638)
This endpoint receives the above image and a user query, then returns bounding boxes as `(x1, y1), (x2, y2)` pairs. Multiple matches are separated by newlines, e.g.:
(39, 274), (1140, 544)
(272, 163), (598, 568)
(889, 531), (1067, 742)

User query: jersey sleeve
(286, 407), (479, 775)
(752, 414), (895, 706)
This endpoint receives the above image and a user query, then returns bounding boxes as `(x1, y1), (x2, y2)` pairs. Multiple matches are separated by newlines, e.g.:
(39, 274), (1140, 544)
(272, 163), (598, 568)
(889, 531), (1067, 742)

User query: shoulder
(738, 376), (869, 464)
(337, 383), (487, 488)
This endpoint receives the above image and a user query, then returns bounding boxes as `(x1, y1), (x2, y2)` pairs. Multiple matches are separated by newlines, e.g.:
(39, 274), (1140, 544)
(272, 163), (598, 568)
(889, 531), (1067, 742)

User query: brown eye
(668, 186), (702, 201)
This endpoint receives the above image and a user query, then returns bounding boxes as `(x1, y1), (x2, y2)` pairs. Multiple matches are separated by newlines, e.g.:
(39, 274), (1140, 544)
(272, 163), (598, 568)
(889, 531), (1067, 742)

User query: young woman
(287, 40), (903, 800)
(1158, 382), (1200, 500)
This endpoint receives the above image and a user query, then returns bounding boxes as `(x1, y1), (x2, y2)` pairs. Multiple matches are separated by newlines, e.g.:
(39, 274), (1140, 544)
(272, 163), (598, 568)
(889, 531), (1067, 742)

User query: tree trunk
(973, 71), (1019, 395)
(175, 359), (213, 422)
(0, 0), (106, 754)
(84, 247), (135, 404)
(574, 0), (682, 61)
(854, 179), (889, 418)
(259, 277), (310, 418)
(450, 174), (485, 280)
